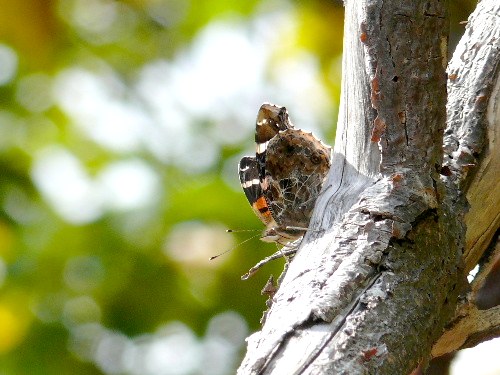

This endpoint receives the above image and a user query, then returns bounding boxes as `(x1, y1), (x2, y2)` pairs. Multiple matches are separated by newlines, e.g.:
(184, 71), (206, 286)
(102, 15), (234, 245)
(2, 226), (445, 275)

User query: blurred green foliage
(0, 0), (476, 374)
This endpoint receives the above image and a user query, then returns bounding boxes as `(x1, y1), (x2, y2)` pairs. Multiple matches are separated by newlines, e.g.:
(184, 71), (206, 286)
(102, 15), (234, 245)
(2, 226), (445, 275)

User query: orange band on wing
(252, 196), (273, 225)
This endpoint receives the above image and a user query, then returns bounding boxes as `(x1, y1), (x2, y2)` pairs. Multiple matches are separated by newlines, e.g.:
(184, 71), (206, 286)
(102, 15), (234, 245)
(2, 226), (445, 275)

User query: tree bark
(432, 0), (500, 357)
(238, 0), (499, 374)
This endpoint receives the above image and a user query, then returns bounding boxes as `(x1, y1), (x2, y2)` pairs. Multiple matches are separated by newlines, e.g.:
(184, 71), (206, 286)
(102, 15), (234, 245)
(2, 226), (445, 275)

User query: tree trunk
(238, 0), (499, 374)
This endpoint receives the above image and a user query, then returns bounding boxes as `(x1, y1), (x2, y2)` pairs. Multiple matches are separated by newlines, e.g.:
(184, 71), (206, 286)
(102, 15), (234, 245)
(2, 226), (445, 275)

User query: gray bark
(432, 0), (500, 357)
(238, 0), (499, 374)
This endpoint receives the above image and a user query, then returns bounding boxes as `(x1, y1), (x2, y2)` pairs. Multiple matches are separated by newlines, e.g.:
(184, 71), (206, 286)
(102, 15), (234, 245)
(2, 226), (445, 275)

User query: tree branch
(432, 0), (500, 354)
(443, 0), (500, 272)
(238, 1), (471, 374)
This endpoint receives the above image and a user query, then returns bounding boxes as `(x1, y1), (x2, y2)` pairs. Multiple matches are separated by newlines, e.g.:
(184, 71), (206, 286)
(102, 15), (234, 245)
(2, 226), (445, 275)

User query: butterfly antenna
(226, 229), (261, 233)
(209, 231), (261, 260)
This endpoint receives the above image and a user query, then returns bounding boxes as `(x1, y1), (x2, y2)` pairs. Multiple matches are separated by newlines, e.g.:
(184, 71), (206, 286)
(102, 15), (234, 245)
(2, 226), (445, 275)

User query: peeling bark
(238, 0), (499, 374)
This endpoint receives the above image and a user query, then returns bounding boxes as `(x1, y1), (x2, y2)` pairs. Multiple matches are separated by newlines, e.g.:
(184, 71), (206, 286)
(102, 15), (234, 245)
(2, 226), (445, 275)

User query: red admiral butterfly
(239, 103), (332, 246)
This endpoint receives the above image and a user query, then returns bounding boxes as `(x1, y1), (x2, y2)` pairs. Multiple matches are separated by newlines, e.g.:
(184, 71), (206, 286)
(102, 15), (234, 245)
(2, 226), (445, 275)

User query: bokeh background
(0, 0), (498, 374)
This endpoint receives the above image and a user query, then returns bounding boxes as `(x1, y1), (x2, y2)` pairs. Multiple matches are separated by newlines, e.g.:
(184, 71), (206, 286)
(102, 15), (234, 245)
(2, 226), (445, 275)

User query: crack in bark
(292, 273), (383, 375)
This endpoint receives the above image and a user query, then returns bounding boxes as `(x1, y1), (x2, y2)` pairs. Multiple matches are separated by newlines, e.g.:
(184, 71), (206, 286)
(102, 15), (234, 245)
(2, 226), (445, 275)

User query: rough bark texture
(443, 0), (500, 272)
(432, 0), (500, 357)
(238, 0), (499, 374)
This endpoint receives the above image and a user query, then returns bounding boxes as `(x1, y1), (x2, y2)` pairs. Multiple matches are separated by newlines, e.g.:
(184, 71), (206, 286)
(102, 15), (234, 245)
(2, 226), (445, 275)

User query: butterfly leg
(241, 244), (298, 280)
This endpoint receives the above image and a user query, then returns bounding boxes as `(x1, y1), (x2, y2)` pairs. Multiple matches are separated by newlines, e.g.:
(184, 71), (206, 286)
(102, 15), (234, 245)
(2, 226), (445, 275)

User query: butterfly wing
(255, 104), (294, 179)
(238, 156), (274, 227)
(237, 104), (298, 238)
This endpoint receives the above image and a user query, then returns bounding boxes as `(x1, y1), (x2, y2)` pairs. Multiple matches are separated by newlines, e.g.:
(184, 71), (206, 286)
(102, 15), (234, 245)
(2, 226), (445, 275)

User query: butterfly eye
(310, 153), (322, 164)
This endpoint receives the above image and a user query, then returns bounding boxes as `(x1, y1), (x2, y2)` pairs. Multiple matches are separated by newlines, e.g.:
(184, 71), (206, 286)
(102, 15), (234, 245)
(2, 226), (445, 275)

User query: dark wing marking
(239, 156), (274, 226)
(238, 156), (262, 205)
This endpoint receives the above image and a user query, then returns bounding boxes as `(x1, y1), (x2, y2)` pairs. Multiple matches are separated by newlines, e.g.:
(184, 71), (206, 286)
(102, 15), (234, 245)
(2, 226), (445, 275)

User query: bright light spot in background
(62, 296), (102, 328)
(143, 323), (201, 375)
(202, 311), (249, 375)
(71, 0), (117, 34)
(98, 159), (160, 211)
(451, 338), (500, 375)
(173, 21), (267, 117)
(33, 292), (67, 324)
(31, 147), (160, 223)
(165, 221), (234, 266)
(57, 0), (138, 45)
(53, 68), (150, 153)
(0, 44), (17, 85)
(68, 322), (105, 362)
(165, 222), (235, 306)
(135, 60), (221, 172)
(69, 311), (248, 375)
(269, 52), (331, 133)
(15, 73), (54, 113)
(135, 16), (274, 131)
(95, 330), (133, 374)
(31, 146), (103, 224)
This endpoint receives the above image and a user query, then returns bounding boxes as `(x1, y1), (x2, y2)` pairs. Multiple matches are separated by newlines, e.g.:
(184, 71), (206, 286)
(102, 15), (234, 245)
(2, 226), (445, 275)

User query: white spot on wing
(241, 179), (260, 188)
(256, 142), (267, 154)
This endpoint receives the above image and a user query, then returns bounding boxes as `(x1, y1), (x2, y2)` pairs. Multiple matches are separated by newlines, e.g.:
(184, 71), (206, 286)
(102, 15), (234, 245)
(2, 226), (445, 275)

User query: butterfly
(239, 103), (332, 246)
